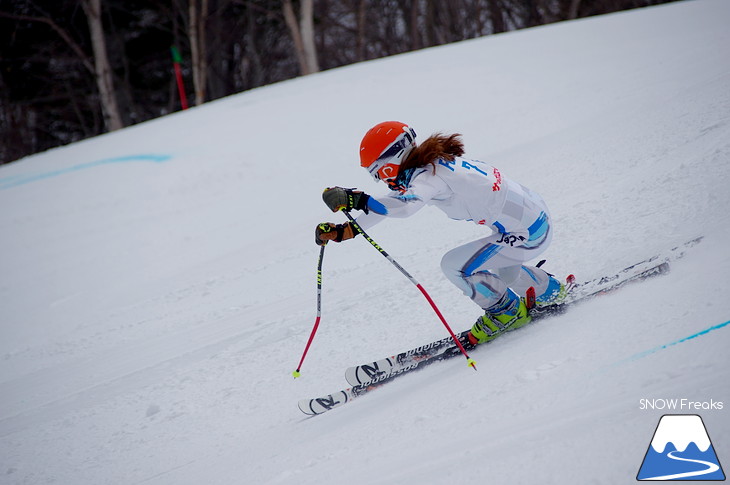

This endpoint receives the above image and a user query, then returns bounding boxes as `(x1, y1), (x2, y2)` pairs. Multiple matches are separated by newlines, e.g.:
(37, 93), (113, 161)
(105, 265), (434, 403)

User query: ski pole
(343, 211), (476, 370)
(292, 244), (326, 377)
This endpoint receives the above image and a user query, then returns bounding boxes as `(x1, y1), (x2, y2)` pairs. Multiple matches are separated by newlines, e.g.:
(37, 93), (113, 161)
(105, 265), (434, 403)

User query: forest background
(0, 0), (676, 164)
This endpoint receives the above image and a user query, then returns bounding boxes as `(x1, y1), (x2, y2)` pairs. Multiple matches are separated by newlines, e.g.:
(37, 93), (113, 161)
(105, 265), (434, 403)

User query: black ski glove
(322, 187), (370, 213)
(315, 222), (357, 246)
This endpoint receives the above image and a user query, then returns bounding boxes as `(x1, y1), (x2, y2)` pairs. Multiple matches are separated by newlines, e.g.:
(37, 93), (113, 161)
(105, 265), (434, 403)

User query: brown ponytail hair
(399, 133), (465, 174)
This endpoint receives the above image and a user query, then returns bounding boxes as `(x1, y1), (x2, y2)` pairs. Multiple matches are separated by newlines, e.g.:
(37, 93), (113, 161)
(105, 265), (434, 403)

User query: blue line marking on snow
(0, 154), (171, 190)
(628, 319), (730, 361)
(609, 319), (730, 368)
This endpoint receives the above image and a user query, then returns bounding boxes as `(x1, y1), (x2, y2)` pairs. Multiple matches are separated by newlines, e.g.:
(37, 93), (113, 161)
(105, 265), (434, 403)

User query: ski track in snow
(1, 1), (730, 484)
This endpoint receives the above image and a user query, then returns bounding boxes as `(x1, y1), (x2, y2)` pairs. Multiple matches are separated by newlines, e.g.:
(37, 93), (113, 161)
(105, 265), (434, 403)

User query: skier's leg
(496, 265), (555, 301)
(441, 235), (554, 308)
(492, 226), (563, 305)
(440, 229), (556, 343)
(440, 238), (526, 342)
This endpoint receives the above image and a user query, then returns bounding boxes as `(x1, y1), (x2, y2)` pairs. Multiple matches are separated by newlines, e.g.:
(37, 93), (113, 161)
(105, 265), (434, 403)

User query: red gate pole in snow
(170, 46), (189, 110)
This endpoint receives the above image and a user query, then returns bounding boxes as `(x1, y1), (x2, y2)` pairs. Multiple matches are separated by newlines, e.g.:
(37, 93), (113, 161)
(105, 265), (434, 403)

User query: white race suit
(355, 157), (555, 311)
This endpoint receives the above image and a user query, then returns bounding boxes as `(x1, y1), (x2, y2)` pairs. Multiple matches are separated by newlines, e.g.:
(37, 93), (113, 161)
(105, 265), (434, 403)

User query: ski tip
(298, 399), (317, 415)
(298, 390), (350, 416)
(566, 274), (576, 285)
(467, 358), (477, 371)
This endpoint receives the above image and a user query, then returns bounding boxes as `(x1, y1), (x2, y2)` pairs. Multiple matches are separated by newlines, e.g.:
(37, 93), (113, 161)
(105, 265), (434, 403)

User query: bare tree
(356, 0), (367, 61)
(283, 0), (319, 75)
(489, 0), (507, 33)
(82, 0), (123, 131)
(188, 0), (209, 105)
(566, 0), (583, 19)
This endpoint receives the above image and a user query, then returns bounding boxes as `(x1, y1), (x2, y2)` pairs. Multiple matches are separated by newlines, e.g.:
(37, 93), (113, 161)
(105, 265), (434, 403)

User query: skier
(315, 121), (565, 345)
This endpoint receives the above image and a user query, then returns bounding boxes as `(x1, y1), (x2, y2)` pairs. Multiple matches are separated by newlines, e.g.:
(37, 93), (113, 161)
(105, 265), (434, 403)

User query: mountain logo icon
(637, 414), (726, 481)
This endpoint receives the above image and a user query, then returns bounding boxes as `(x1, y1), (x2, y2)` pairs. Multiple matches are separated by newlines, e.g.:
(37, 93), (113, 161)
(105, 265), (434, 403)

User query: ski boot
(467, 289), (531, 345)
(535, 275), (569, 307)
(526, 274), (575, 318)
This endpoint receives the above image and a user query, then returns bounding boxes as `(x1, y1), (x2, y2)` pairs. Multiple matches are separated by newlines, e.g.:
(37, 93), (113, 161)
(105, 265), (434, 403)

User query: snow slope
(1, 0), (729, 483)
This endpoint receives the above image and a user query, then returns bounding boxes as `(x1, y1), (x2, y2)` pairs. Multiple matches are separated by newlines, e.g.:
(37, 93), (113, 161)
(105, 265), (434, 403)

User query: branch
(0, 11), (94, 75)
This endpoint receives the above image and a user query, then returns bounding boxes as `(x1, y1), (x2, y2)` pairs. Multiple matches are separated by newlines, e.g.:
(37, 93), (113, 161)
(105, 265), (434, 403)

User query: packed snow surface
(1, 1), (729, 483)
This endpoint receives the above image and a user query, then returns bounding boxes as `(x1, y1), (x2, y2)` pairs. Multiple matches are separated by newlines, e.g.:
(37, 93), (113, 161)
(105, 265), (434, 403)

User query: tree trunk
(83, 0), (123, 131)
(188, 0), (208, 106)
(299, 0), (319, 73)
(282, 0), (319, 75)
(567, 0), (582, 19)
(356, 0), (367, 61)
(489, 0), (507, 34)
(410, 0), (421, 51)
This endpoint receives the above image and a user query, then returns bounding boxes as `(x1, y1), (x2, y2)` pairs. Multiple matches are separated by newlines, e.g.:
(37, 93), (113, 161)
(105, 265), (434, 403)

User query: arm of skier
(319, 186), (426, 218)
(353, 194), (426, 231)
(353, 174), (447, 231)
(318, 173), (447, 236)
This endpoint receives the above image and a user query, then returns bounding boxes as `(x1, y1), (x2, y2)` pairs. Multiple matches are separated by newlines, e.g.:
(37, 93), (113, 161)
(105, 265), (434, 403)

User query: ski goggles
(366, 127), (416, 182)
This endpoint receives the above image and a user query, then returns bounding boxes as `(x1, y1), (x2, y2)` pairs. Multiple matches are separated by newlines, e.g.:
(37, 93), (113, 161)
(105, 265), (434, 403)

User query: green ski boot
(468, 290), (531, 345)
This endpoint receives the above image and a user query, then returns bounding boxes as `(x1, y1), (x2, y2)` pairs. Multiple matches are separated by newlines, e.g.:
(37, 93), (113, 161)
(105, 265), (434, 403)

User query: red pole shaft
(173, 63), (189, 110)
(416, 283), (473, 362)
(343, 212), (475, 369)
(293, 245), (326, 376)
(294, 315), (321, 375)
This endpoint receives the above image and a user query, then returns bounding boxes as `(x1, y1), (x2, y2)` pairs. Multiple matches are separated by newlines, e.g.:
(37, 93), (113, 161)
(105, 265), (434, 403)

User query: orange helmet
(359, 121), (417, 186)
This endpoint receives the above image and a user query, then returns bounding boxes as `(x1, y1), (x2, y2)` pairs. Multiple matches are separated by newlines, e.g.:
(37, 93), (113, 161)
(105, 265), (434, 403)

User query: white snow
(651, 415), (711, 453)
(1, 0), (729, 483)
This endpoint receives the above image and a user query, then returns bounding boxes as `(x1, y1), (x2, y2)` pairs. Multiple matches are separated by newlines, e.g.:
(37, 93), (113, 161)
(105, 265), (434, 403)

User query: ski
(342, 300), (571, 387)
(298, 261), (656, 416)
(342, 237), (702, 388)
(343, 260), (669, 386)
(342, 329), (474, 389)
(300, 292), (579, 416)
(298, 237), (702, 415)
(298, 336), (470, 415)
